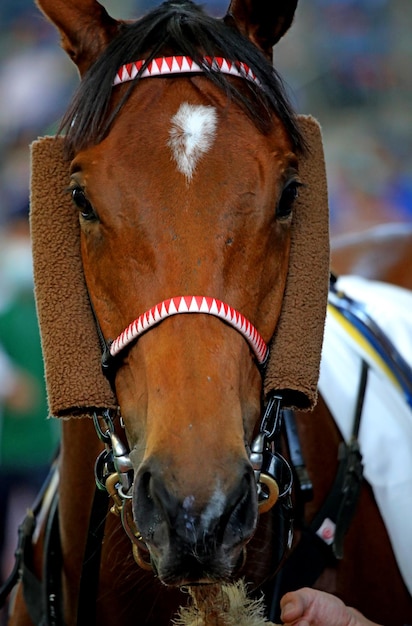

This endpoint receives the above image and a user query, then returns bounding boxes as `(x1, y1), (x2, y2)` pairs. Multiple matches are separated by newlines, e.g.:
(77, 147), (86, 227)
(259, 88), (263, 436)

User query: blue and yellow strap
(328, 286), (412, 409)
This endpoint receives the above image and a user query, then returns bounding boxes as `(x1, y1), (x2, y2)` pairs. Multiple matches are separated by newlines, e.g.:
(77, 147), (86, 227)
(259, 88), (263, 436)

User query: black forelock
(60, 0), (304, 156)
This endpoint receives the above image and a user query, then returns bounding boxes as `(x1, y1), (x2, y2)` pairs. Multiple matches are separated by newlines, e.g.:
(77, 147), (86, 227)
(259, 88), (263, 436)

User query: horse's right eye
(276, 180), (301, 221)
(71, 187), (97, 221)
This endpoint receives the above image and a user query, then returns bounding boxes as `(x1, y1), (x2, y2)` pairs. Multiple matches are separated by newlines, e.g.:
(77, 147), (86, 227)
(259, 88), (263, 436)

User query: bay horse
(3, 1), (412, 625)
(7, 0), (329, 624)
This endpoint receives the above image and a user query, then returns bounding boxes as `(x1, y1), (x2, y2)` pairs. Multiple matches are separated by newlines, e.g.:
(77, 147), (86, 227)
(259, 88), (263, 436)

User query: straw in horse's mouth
(174, 580), (281, 626)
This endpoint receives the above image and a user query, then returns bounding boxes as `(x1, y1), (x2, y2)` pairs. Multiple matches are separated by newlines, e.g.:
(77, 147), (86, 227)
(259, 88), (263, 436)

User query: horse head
(36, 0), (309, 586)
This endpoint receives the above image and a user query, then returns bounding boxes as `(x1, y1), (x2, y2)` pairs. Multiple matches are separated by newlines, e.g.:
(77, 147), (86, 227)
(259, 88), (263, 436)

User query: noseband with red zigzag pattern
(109, 296), (268, 365)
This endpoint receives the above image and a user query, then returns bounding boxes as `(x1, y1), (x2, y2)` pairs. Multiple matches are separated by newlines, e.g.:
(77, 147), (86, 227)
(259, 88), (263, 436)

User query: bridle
(0, 54), (295, 626)
(93, 293), (293, 568)
(89, 54), (293, 570)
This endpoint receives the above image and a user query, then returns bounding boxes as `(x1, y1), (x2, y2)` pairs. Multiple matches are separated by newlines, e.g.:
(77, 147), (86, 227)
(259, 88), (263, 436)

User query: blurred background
(0, 0), (411, 602)
(0, 0), (411, 235)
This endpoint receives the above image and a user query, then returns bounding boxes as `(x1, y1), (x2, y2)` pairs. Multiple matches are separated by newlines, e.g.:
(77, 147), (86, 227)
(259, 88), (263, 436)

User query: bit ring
(258, 474), (279, 513)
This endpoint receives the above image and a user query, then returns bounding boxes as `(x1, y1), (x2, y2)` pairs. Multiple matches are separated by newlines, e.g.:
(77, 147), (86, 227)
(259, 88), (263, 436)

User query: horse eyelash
(65, 183), (81, 197)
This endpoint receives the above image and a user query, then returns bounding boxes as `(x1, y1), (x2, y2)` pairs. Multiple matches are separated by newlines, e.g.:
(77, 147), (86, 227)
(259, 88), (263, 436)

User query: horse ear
(36, 0), (121, 75)
(224, 0), (298, 59)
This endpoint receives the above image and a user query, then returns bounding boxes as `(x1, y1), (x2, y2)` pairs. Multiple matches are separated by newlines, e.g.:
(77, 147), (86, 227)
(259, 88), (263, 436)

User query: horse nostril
(134, 465), (180, 536)
(138, 470), (152, 502)
(220, 468), (258, 546)
(141, 472), (153, 500)
(134, 469), (158, 531)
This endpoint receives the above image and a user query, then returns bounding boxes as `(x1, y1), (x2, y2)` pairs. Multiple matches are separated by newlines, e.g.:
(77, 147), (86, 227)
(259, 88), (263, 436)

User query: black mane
(61, 0), (304, 156)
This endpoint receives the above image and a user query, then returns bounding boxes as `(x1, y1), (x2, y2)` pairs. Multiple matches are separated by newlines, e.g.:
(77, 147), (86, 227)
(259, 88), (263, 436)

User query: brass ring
(258, 474), (279, 513)
(132, 543), (153, 571)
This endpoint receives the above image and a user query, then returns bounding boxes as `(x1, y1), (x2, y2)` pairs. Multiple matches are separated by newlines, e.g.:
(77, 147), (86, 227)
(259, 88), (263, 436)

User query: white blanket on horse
(319, 275), (412, 596)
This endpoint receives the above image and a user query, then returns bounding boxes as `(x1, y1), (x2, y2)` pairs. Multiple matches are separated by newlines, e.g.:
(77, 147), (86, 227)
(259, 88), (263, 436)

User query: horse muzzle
(132, 458), (259, 585)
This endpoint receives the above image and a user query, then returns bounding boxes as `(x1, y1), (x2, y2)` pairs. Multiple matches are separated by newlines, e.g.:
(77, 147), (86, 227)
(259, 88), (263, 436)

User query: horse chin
(150, 542), (247, 587)
(138, 515), (250, 586)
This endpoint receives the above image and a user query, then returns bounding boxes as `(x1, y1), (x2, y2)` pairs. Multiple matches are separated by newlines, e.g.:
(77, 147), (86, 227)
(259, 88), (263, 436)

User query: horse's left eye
(276, 181), (301, 220)
(71, 187), (97, 221)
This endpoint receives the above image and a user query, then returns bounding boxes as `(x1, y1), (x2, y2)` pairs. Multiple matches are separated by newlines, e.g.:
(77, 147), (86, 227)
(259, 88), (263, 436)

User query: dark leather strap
(267, 361), (367, 622)
(0, 512), (37, 610)
(267, 446), (361, 622)
(76, 486), (109, 626)
(21, 488), (63, 626)
(42, 491), (63, 626)
(0, 460), (61, 625)
(283, 408), (313, 503)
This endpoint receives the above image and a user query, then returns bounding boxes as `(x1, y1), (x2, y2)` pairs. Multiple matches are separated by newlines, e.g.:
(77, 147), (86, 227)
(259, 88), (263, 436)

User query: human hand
(280, 587), (382, 626)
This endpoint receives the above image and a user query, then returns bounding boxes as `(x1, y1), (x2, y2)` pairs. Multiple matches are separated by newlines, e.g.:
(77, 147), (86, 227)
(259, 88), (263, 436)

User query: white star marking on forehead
(168, 103), (217, 181)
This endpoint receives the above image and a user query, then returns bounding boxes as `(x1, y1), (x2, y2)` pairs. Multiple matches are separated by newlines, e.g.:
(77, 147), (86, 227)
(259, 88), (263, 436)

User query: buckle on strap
(250, 395), (293, 514)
